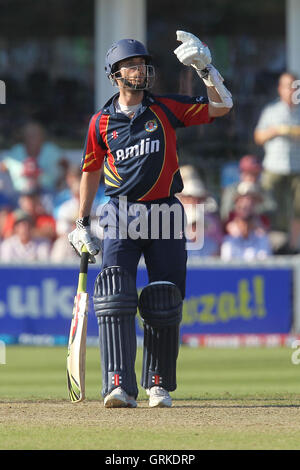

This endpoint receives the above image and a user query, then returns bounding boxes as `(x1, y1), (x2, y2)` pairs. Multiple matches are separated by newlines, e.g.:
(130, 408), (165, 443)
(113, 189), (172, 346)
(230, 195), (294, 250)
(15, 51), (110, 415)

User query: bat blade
(67, 292), (88, 402)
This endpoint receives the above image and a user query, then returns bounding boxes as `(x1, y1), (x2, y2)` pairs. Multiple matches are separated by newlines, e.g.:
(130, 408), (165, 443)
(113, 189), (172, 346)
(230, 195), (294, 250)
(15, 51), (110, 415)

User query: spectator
(0, 163), (17, 209)
(220, 154), (276, 223)
(53, 209), (102, 265)
(1, 121), (66, 195)
(55, 170), (81, 237)
(0, 209), (51, 262)
(50, 218), (79, 263)
(0, 204), (10, 242)
(254, 72), (300, 251)
(55, 167), (105, 241)
(53, 166), (82, 217)
(224, 180), (271, 234)
(1, 189), (56, 242)
(220, 186), (272, 261)
(178, 168), (223, 257)
(0, 173), (16, 242)
(55, 166), (109, 211)
(50, 176), (102, 263)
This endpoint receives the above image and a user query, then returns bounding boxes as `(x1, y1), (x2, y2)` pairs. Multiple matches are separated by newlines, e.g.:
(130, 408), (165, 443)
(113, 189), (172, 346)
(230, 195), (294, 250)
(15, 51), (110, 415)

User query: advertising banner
(0, 265), (293, 345)
(182, 267), (292, 334)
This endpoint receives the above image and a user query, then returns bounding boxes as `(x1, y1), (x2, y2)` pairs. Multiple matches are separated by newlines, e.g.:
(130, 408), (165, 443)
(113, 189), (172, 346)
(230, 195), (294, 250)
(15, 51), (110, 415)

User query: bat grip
(80, 246), (89, 275)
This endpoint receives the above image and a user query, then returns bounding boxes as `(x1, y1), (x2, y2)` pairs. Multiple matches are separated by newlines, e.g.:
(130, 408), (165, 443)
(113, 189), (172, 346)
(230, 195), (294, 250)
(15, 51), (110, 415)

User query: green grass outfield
(0, 345), (300, 450)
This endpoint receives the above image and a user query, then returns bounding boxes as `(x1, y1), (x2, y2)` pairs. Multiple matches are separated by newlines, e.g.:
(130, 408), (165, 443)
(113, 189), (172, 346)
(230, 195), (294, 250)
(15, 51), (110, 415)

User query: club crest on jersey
(145, 119), (158, 132)
(111, 130), (118, 140)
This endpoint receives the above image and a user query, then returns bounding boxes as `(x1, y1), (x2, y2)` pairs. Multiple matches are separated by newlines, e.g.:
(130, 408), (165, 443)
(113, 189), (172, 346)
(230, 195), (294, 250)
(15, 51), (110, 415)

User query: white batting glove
(174, 30), (211, 71)
(68, 216), (101, 264)
(174, 30), (233, 109)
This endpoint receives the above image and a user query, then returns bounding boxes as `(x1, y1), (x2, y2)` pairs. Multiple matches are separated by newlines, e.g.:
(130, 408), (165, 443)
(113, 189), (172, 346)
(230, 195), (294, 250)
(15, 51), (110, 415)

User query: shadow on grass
(1, 396), (300, 409)
(171, 395), (300, 408)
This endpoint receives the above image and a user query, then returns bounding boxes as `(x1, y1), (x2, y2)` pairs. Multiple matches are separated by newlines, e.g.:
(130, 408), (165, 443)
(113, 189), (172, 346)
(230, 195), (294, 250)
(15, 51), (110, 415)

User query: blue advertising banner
(0, 265), (293, 344)
(182, 267), (292, 335)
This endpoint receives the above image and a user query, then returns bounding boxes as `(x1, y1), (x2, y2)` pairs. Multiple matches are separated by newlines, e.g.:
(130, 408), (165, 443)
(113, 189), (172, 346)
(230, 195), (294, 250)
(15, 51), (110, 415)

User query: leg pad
(93, 266), (138, 398)
(138, 281), (182, 391)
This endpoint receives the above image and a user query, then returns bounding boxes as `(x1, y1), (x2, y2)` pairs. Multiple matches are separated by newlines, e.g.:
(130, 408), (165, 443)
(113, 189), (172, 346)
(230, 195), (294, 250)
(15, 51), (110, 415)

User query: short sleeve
(81, 113), (106, 172)
(155, 95), (214, 128)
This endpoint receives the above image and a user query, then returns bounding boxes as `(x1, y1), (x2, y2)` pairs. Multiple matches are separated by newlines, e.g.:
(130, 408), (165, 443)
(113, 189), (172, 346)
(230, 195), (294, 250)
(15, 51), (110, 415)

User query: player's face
(116, 57), (148, 89)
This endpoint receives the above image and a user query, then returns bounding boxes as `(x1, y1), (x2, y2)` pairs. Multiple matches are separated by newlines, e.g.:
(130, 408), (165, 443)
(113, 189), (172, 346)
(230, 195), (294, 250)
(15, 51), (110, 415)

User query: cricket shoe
(104, 387), (137, 408)
(147, 386), (172, 408)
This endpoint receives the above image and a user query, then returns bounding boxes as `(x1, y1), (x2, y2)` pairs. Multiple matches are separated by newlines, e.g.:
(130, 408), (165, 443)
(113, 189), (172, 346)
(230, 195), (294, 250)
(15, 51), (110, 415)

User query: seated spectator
(50, 217), (79, 263)
(55, 173), (80, 237)
(0, 209), (51, 262)
(1, 189), (56, 242)
(0, 175), (16, 242)
(220, 186), (272, 261)
(0, 204), (10, 243)
(220, 155), (276, 223)
(0, 163), (17, 209)
(0, 121), (67, 195)
(178, 167), (223, 257)
(53, 165), (109, 218)
(53, 166), (82, 217)
(224, 181), (271, 233)
(54, 167), (105, 240)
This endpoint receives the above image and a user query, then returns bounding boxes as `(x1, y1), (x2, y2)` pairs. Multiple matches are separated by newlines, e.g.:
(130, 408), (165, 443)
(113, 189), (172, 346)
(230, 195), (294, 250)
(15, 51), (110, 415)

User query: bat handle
(80, 246), (89, 275)
(77, 246), (89, 294)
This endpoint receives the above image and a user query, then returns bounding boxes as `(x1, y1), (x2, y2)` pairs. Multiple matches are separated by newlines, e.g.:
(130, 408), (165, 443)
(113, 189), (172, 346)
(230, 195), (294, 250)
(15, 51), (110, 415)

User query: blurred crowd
(0, 121), (108, 264)
(0, 71), (300, 263)
(180, 72), (300, 260)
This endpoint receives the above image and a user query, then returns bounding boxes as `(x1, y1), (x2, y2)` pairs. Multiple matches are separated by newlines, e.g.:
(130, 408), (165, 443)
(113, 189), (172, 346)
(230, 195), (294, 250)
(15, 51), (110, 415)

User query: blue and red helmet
(105, 38), (153, 78)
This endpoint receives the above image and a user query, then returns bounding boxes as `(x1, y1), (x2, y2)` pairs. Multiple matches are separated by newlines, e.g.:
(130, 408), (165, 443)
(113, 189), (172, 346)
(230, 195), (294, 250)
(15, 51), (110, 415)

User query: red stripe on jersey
(84, 152), (96, 164)
(82, 112), (106, 172)
(156, 96), (212, 126)
(100, 114), (122, 180)
(138, 105), (179, 201)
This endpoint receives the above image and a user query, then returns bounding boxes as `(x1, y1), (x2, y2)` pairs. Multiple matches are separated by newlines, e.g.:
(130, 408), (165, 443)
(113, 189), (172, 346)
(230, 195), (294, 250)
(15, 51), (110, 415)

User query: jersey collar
(102, 91), (155, 116)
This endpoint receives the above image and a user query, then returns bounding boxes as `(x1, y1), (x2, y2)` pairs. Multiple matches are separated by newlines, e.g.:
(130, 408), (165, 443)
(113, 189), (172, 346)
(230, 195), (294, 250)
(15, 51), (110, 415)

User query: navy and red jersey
(81, 91), (213, 202)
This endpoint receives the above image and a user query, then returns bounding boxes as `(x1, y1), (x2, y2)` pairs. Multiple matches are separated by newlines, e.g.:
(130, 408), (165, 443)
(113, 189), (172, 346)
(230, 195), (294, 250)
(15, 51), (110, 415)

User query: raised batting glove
(174, 30), (211, 71)
(174, 30), (233, 109)
(68, 216), (101, 264)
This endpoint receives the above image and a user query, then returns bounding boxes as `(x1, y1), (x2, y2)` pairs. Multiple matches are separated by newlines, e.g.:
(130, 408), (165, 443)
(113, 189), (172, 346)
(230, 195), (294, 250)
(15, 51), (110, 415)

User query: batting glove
(174, 30), (211, 71)
(174, 30), (233, 109)
(68, 216), (101, 264)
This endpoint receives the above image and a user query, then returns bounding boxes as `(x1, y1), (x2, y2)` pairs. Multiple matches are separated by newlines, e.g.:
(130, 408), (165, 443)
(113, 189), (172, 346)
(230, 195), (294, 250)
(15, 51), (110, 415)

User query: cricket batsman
(69, 30), (232, 408)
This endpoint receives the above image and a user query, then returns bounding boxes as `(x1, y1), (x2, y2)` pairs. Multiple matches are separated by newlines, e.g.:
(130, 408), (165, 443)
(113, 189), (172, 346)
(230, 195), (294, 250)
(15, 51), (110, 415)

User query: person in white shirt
(254, 72), (300, 251)
(0, 209), (51, 262)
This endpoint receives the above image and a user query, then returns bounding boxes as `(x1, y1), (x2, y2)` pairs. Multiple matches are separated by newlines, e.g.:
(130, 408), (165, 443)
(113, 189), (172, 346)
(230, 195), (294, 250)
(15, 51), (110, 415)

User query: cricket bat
(67, 246), (89, 402)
